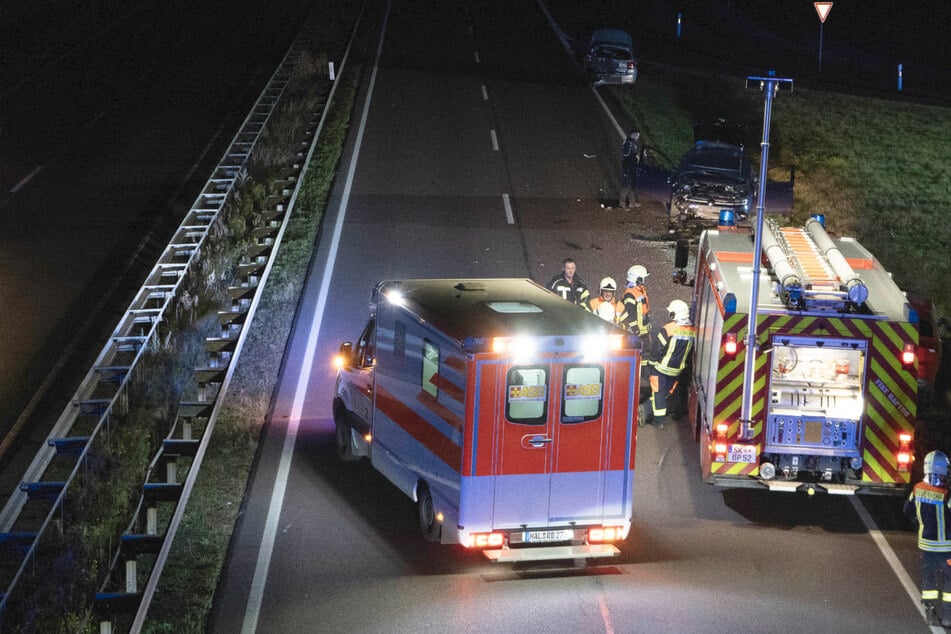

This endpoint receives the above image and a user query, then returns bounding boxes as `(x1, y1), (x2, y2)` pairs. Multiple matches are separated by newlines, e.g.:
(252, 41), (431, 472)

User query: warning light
(901, 343), (916, 369)
(467, 532), (504, 549)
(714, 423), (729, 461)
(723, 333), (738, 358)
(589, 526), (623, 543)
(897, 432), (913, 472)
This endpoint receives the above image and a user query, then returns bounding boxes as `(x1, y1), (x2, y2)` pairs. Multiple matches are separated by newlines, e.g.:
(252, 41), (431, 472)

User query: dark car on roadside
(584, 29), (637, 86)
(669, 122), (756, 226)
(907, 291), (944, 393)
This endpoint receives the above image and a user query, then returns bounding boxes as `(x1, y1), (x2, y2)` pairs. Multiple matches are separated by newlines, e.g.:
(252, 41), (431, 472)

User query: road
(210, 1), (930, 632)
(0, 0), (317, 496)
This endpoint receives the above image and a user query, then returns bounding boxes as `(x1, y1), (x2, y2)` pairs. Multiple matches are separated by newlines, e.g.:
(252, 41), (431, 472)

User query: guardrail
(0, 4), (361, 630)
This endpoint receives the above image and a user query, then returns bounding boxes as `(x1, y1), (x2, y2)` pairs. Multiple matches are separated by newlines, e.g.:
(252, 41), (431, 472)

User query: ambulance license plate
(523, 529), (573, 543)
(728, 444), (757, 463)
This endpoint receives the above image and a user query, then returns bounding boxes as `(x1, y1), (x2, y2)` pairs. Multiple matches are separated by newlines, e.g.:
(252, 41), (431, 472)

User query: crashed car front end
(670, 175), (753, 223)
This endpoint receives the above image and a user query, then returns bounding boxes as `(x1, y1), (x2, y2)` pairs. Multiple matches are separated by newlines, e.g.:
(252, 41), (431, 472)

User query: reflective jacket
(587, 296), (624, 324)
(904, 482), (951, 552)
(620, 284), (651, 336)
(648, 320), (696, 376)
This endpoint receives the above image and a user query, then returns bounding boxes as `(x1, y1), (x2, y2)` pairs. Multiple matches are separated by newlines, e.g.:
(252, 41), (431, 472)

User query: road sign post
(814, 2), (833, 74)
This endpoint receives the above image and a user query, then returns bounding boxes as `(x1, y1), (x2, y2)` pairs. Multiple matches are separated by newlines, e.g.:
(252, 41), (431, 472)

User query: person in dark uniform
(905, 450), (951, 626)
(548, 258), (589, 305)
(619, 129), (645, 209)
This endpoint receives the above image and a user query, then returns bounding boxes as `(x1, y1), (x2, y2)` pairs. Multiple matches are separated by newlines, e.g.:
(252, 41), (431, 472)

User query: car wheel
(417, 483), (441, 542)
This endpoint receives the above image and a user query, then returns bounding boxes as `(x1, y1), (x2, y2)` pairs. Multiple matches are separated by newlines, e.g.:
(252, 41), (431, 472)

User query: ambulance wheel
(417, 483), (440, 542)
(333, 408), (352, 460)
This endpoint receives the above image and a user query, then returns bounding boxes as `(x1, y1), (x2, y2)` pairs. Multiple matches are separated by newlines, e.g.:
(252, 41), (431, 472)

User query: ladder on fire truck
(761, 218), (868, 311)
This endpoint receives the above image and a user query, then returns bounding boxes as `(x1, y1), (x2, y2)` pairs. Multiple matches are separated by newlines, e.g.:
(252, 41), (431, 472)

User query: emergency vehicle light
(467, 532), (504, 549)
(491, 336), (537, 359)
(714, 423), (729, 460)
(588, 526), (623, 543)
(897, 432), (912, 472)
(723, 333), (738, 358)
(724, 293), (737, 314)
(901, 344), (916, 368)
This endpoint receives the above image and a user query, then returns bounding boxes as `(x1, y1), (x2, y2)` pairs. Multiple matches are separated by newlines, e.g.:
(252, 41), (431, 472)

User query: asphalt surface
(210, 1), (931, 633)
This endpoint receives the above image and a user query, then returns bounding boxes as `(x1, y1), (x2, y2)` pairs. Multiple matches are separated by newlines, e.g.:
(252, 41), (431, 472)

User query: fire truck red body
(333, 279), (641, 560)
(689, 218), (918, 494)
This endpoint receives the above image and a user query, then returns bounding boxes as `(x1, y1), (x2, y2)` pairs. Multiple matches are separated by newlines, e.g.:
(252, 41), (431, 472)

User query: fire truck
(332, 278), (641, 561)
(689, 217), (918, 494)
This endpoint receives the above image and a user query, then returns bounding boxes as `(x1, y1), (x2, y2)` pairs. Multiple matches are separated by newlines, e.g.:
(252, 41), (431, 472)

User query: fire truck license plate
(728, 444), (757, 463)
(524, 529), (573, 543)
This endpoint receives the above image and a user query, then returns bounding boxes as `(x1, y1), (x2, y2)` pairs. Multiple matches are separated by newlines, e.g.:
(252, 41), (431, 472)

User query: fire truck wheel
(417, 483), (440, 542)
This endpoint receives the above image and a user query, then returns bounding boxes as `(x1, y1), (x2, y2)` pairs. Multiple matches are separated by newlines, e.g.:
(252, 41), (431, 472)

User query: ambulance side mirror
(336, 342), (353, 368)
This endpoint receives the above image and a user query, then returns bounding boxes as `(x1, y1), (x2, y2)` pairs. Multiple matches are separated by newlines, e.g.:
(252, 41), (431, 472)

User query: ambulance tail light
(897, 432), (913, 472)
(467, 532), (504, 549)
(723, 333), (738, 358)
(901, 344), (916, 369)
(714, 423), (729, 461)
(588, 526), (623, 543)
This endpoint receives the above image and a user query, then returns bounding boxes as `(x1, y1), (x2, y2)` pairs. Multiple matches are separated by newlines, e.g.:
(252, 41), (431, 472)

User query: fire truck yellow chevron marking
(863, 450), (890, 482)
(869, 357), (918, 409)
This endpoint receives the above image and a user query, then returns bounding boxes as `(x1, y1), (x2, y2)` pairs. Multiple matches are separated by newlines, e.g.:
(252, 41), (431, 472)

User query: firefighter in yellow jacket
(904, 450), (951, 626)
(641, 299), (695, 428)
(620, 264), (651, 342)
(586, 277), (624, 324)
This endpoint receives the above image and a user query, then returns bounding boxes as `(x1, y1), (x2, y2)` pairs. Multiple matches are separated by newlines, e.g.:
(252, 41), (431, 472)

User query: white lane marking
(598, 594), (615, 634)
(239, 1), (393, 632)
(481, 84), (488, 101)
(474, 51), (480, 64)
(9, 166), (43, 193)
(468, 25), (474, 36)
(490, 129), (499, 151)
(502, 193), (514, 224)
(850, 497), (934, 628)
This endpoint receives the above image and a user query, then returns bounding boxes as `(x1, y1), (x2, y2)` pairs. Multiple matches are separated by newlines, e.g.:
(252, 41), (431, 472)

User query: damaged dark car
(669, 122), (756, 226)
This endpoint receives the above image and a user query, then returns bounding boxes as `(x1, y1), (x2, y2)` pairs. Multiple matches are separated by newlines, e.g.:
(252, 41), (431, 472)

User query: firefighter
(620, 264), (651, 343)
(548, 258), (590, 305)
(641, 299), (695, 428)
(586, 277), (624, 324)
(904, 450), (951, 626)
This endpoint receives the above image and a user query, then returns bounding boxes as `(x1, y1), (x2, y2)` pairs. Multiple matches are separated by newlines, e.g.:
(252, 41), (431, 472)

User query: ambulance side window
(421, 340), (439, 397)
(506, 367), (548, 425)
(355, 320), (375, 368)
(561, 365), (604, 423)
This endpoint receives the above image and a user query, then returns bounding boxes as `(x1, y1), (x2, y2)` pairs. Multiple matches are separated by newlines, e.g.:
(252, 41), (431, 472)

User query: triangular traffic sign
(814, 2), (833, 23)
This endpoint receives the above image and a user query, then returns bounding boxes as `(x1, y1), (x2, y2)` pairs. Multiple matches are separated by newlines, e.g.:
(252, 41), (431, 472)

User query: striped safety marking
(708, 313), (917, 485)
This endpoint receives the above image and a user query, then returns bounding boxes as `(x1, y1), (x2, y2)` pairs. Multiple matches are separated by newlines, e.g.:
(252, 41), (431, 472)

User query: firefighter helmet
(667, 299), (689, 322)
(924, 450), (950, 485)
(599, 277), (618, 292)
(626, 265), (649, 284)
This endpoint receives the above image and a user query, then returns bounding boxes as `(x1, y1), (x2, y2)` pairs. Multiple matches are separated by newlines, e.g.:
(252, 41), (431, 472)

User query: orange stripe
(376, 386), (461, 470)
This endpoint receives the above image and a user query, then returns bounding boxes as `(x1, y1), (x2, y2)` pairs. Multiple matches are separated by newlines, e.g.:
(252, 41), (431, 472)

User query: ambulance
(690, 217), (918, 494)
(332, 279), (641, 561)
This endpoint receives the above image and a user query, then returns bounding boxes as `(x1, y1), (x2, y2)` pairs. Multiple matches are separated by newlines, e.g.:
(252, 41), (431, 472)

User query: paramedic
(641, 299), (695, 428)
(548, 258), (590, 305)
(618, 129), (644, 209)
(586, 277), (624, 324)
(620, 264), (651, 342)
(904, 450), (951, 626)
